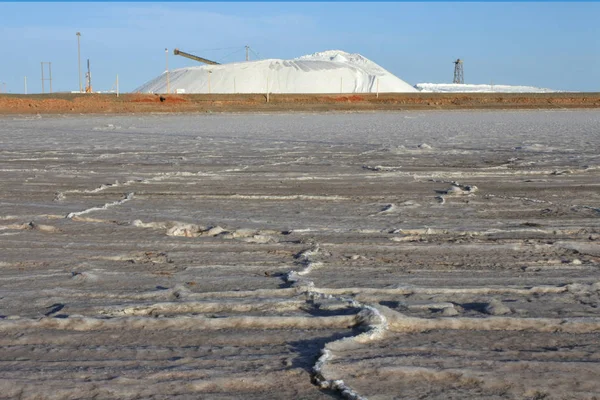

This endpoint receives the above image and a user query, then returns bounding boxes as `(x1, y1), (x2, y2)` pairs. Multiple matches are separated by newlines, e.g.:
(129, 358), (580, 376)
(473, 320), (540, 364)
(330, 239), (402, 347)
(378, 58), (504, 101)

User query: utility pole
(266, 76), (269, 103)
(76, 32), (82, 92)
(165, 48), (170, 94)
(245, 45), (249, 61)
(42, 62), (53, 93)
(208, 70), (212, 94)
(24, 76), (27, 94)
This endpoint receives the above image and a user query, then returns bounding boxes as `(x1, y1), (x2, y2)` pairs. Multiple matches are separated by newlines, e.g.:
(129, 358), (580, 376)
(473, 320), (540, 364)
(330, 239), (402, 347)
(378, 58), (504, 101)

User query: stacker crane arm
(173, 49), (220, 65)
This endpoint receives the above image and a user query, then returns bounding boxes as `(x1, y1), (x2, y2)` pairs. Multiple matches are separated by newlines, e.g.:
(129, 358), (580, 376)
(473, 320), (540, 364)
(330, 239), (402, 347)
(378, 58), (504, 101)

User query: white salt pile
(135, 50), (417, 94)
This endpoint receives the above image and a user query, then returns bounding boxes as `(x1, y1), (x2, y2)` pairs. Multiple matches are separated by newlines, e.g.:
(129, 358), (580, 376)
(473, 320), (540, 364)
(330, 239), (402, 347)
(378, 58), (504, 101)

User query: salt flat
(1, 111), (599, 399)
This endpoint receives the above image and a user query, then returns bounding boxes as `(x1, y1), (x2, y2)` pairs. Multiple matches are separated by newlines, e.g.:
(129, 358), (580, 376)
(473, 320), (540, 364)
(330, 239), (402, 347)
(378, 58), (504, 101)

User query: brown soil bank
(1, 92), (599, 114)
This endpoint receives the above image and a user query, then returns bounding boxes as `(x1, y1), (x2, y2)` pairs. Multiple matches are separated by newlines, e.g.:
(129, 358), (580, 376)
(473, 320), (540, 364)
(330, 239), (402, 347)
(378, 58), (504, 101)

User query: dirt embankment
(1, 92), (599, 114)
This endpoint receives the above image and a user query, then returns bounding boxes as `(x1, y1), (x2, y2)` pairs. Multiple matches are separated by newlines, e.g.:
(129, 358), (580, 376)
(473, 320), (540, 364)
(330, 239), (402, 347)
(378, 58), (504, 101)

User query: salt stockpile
(415, 83), (558, 93)
(135, 50), (417, 94)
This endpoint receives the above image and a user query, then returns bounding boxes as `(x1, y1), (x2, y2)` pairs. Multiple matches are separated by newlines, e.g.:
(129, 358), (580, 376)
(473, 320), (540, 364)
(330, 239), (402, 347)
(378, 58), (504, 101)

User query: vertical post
(116, 74), (119, 97)
(76, 32), (82, 92)
(49, 62), (53, 93)
(208, 70), (212, 94)
(245, 45), (249, 61)
(165, 48), (170, 94)
(41, 62), (45, 94)
(266, 76), (269, 103)
(233, 77), (236, 93)
(340, 77), (343, 93)
(376, 78), (379, 98)
(24, 76), (27, 94)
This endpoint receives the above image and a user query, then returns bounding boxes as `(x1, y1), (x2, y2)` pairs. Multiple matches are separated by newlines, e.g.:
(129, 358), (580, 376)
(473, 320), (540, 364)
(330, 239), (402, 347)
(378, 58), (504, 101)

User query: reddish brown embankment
(1, 92), (599, 114)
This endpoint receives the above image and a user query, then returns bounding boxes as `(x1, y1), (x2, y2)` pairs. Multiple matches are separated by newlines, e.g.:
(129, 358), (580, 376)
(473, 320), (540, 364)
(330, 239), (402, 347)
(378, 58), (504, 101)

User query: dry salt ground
(415, 83), (558, 93)
(1, 110), (600, 399)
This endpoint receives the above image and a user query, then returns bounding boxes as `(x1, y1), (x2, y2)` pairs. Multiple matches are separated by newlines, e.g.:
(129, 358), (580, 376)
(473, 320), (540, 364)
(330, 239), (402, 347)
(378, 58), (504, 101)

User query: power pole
(208, 70), (212, 94)
(24, 76), (27, 94)
(245, 45), (249, 61)
(453, 59), (464, 84)
(165, 48), (170, 94)
(266, 75), (269, 103)
(76, 32), (82, 92)
(41, 62), (53, 93)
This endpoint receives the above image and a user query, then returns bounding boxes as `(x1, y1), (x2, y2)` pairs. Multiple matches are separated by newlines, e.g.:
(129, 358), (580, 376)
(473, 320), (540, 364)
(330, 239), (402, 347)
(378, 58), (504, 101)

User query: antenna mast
(453, 59), (464, 84)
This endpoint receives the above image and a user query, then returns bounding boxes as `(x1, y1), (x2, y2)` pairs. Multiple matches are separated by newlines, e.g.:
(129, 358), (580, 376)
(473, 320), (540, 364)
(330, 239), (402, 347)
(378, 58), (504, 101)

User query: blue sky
(0, 2), (598, 93)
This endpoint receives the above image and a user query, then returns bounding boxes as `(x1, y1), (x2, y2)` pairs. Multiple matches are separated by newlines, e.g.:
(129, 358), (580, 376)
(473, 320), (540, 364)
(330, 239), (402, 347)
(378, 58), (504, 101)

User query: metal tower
(453, 58), (464, 84)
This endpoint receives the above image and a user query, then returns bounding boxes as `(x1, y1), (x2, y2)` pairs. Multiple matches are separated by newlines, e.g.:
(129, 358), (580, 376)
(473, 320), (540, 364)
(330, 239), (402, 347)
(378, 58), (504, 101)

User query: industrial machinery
(85, 59), (93, 93)
(173, 49), (220, 65)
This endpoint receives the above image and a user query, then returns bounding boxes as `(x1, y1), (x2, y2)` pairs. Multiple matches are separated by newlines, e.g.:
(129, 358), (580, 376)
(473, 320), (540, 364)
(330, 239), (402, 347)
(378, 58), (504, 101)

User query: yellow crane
(173, 49), (220, 65)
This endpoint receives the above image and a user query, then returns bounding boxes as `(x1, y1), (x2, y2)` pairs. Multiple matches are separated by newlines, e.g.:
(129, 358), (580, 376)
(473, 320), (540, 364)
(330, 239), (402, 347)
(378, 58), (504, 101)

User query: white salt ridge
(415, 83), (558, 93)
(284, 244), (387, 400)
(135, 50), (417, 94)
(65, 192), (134, 219)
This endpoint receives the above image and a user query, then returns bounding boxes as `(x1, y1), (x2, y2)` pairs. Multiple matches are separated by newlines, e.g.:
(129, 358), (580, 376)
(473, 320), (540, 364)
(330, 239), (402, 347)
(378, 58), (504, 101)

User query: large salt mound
(135, 50), (417, 94)
(415, 83), (558, 93)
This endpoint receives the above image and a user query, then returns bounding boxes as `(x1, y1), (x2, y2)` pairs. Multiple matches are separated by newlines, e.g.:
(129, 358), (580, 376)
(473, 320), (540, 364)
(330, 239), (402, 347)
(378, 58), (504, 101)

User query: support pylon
(453, 59), (464, 84)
